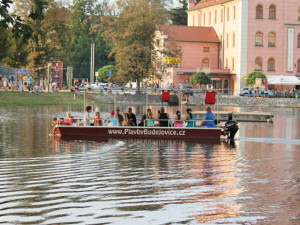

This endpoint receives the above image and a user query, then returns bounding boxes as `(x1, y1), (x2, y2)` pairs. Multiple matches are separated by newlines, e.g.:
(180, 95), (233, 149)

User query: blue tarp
(11, 69), (31, 75)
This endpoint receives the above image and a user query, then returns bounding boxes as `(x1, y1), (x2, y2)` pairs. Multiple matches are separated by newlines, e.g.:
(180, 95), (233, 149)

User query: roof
(189, 0), (233, 11)
(157, 25), (220, 43)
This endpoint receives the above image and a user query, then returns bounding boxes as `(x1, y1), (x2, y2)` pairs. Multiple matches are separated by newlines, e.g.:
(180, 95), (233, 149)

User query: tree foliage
(102, 0), (167, 87)
(97, 65), (118, 82)
(170, 0), (188, 25)
(245, 71), (266, 86)
(190, 72), (211, 87)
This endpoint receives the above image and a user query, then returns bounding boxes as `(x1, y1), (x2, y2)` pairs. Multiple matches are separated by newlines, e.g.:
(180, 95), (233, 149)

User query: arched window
(255, 32), (263, 46)
(215, 10), (217, 23)
(232, 58), (235, 71)
(298, 33), (300, 48)
(255, 57), (263, 71)
(297, 59), (300, 72)
(193, 15), (195, 26)
(268, 58), (275, 71)
(269, 5), (276, 19)
(221, 9), (223, 22)
(227, 7), (229, 21)
(268, 32), (276, 47)
(209, 12), (211, 25)
(233, 32), (235, 47)
(226, 33), (229, 48)
(226, 58), (228, 68)
(233, 6), (236, 20)
(220, 34), (223, 48)
(203, 13), (206, 26)
(202, 58), (210, 68)
(256, 5), (263, 19)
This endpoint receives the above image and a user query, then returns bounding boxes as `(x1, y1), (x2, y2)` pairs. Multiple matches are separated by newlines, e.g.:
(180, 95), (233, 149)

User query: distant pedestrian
(3, 75), (8, 91)
(28, 75), (33, 91)
(248, 84), (252, 97)
(18, 79), (23, 92)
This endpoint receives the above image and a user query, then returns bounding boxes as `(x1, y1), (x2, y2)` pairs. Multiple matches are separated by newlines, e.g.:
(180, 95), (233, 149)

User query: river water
(0, 105), (299, 225)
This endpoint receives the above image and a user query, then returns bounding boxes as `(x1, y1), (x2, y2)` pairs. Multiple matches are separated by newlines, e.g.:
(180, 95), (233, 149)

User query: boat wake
(229, 137), (300, 145)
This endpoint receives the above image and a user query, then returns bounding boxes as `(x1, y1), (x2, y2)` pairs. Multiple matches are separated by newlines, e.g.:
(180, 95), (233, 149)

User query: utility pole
(90, 42), (95, 84)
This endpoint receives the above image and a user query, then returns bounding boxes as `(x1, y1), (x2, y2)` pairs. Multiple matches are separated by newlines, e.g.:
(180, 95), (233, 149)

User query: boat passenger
(124, 113), (131, 126)
(126, 108), (137, 126)
(52, 117), (65, 126)
(146, 110), (154, 127)
(107, 110), (118, 126)
(138, 108), (151, 126)
(94, 112), (102, 126)
(65, 112), (77, 125)
(198, 106), (216, 128)
(157, 107), (170, 127)
(115, 107), (124, 126)
(174, 111), (183, 127)
(184, 108), (196, 127)
(83, 106), (94, 126)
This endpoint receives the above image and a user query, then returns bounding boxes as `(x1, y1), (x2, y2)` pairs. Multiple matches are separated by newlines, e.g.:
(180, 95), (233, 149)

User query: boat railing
(55, 117), (216, 128)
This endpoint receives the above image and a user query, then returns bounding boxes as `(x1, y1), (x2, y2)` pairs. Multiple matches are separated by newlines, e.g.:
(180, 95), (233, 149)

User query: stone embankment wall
(90, 93), (300, 107)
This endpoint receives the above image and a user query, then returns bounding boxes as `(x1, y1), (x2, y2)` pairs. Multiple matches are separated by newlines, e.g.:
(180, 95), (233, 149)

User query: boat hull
(56, 126), (224, 141)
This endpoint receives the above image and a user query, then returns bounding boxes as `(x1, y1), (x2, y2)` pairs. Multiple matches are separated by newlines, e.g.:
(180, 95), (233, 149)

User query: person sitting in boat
(107, 110), (119, 126)
(115, 107), (124, 126)
(146, 110), (154, 127)
(126, 108), (137, 126)
(65, 112), (77, 125)
(174, 111), (183, 127)
(94, 111), (102, 126)
(83, 106), (94, 126)
(156, 107), (170, 127)
(138, 108), (151, 126)
(52, 117), (65, 126)
(184, 108), (196, 127)
(198, 106), (216, 128)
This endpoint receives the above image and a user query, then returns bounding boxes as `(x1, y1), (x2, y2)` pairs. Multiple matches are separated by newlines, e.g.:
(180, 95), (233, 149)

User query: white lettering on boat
(108, 129), (185, 136)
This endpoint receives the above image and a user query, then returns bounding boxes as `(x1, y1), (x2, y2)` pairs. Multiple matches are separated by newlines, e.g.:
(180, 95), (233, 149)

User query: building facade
(187, 0), (300, 92)
(156, 25), (234, 91)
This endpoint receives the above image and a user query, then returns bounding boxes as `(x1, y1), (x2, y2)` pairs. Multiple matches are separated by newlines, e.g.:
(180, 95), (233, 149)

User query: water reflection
(0, 105), (300, 224)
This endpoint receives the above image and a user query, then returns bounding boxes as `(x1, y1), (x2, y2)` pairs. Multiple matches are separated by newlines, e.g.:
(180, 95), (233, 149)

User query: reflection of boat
(52, 121), (239, 141)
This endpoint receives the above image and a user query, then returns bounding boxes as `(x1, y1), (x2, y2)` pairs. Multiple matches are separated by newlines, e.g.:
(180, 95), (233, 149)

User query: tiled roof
(157, 25), (220, 43)
(189, 0), (233, 11)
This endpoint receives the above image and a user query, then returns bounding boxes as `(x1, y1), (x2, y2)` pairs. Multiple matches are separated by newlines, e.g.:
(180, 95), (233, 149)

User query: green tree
(190, 72), (211, 88)
(245, 71), (266, 86)
(170, 0), (188, 25)
(102, 0), (167, 87)
(97, 65), (118, 82)
(0, 28), (10, 62)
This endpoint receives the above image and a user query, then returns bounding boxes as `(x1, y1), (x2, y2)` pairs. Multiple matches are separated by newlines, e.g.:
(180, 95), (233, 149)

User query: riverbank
(0, 91), (98, 106)
(0, 91), (299, 107)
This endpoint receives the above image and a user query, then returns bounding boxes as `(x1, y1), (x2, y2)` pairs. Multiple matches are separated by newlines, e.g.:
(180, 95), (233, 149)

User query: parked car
(239, 87), (274, 97)
(178, 83), (192, 89)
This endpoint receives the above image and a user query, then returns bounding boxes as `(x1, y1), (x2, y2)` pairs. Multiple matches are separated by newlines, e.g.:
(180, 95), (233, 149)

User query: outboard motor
(223, 120), (239, 139)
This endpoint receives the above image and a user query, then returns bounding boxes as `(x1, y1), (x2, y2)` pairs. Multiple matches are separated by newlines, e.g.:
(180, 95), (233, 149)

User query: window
(233, 6), (236, 20)
(198, 15), (201, 26)
(298, 7), (300, 20)
(220, 34), (223, 48)
(227, 7), (229, 21)
(232, 58), (235, 71)
(221, 9), (223, 22)
(298, 33), (300, 48)
(268, 58), (275, 71)
(226, 33), (229, 48)
(226, 58), (228, 68)
(268, 32), (276, 47)
(269, 5), (276, 19)
(215, 10), (217, 23)
(203, 47), (210, 52)
(209, 12), (211, 25)
(298, 59), (300, 72)
(202, 58), (210, 68)
(255, 57), (262, 71)
(256, 5), (263, 19)
(233, 32), (235, 47)
(255, 32), (263, 46)
(203, 13), (206, 26)
(193, 15), (195, 26)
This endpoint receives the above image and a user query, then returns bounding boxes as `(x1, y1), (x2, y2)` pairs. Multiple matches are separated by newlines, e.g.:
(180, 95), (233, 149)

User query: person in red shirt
(94, 112), (102, 126)
(65, 112), (77, 125)
(52, 118), (65, 126)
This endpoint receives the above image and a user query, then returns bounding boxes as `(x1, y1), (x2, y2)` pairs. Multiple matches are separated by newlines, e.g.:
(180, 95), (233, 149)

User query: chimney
(188, 0), (195, 9)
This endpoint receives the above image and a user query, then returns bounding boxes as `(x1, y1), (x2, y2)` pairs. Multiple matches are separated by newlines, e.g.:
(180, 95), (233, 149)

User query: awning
(266, 75), (300, 85)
